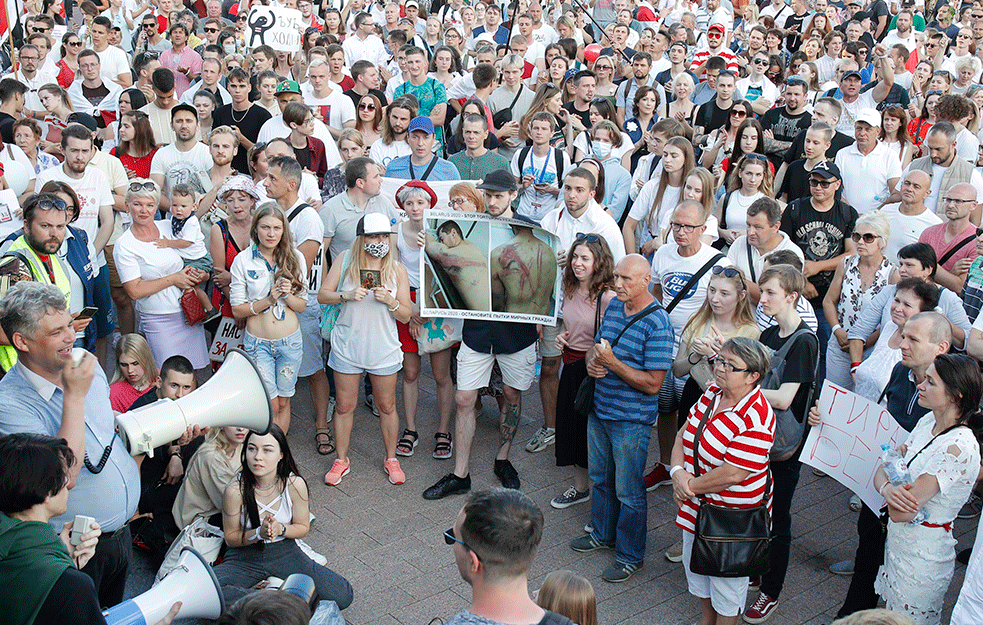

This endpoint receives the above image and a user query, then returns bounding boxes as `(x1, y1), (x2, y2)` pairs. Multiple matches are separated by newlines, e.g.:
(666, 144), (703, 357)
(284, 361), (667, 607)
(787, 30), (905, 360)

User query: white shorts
(682, 530), (748, 617)
(456, 342), (537, 392)
(539, 320), (564, 359)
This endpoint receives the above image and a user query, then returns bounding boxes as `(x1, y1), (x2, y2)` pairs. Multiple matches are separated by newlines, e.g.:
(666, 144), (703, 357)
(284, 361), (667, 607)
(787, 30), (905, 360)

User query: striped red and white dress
(676, 384), (775, 534)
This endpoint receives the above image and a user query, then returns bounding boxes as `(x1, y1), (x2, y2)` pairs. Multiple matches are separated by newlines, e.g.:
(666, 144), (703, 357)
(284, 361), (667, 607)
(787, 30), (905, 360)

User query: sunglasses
(575, 232), (600, 242)
(753, 58), (770, 66)
(851, 232), (880, 243)
(68, 41), (83, 47)
(32, 26), (50, 32)
(595, 64), (613, 70)
(129, 181), (157, 192)
(143, 23), (157, 28)
(809, 177), (834, 188)
(204, 27), (218, 33)
(711, 265), (745, 282)
(37, 198), (68, 211)
(444, 527), (482, 561)
(743, 153), (768, 162)
(708, 32), (723, 38)
(359, 102), (376, 111)
(731, 109), (748, 117)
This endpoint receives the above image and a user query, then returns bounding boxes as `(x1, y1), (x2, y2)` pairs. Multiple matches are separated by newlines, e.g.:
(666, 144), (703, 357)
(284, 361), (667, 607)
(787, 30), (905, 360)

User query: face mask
(592, 140), (612, 159)
(224, 43), (236, 55)
(364, 240), (389, 258)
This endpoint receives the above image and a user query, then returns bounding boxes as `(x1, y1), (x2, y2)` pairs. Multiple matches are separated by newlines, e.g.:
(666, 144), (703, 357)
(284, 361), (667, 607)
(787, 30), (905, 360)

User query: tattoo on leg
(499, 402), (520, 448)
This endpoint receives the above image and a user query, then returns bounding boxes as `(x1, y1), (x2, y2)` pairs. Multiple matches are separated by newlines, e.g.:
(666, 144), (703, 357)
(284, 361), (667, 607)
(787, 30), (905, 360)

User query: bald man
(918, 181), (980, 291)
(881, 169), (942, 264)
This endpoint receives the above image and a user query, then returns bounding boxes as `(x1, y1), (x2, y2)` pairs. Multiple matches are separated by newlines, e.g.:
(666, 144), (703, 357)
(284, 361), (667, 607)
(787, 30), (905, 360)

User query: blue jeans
(588, 413), (651, 565)
(243, 329), (303, 399)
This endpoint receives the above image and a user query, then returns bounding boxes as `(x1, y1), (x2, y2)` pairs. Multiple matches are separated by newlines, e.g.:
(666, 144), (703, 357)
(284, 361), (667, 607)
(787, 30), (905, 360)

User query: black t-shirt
(780, 158), (814, 203)
(760, 107), (812, 166)
(561, 101), (591, 130)
(779, 196), (858, 298)
(695, 100), (733, 134)
(759, 320), (819, 424)
(860, 81), (910, 110)
(0, 111), (15, 144)
(869, 0), (891, 38)
(34, 567), (107, 625)
(212, 104), (273, 174)
(82, 82), (110, 107)
(783, 128), (853, 164)
(343, 87), (389, 108)
(294, 144), (312, 170)
(783, 12), (809, 51)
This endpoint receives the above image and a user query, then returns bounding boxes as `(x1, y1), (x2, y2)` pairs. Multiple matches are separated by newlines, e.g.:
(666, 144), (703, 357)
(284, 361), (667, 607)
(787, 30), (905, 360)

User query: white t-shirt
(510, 146), (571, 225)
(161, 214), (208, 260)
(572, 131), (633, 161)
(651, 242), (732, 350)
(35, 165), (113, 267)
(880, 202), (943, 263)
(722, 190), (765, 233)
(834, 141), (903, 214)
(149, 143), (214, 197)
(726, 231), (804, 283)
(95, 45), (131, 84)
(302, 86), (357, 129)
(629, 179), (683, 243)
(837, 91), (878, 137)
(956, 127), (980, 163)
(113, 226), (186, 314)
(286, 202), (325, 305)
(254, 173), (321, 207)
(369, 138), (412, 170)
(257, 115), (341, 169)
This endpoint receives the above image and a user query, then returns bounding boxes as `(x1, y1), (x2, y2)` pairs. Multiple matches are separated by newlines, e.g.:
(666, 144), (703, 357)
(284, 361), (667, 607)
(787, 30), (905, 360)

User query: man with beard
(370, 96), (416, 170)
(760, 77), (812, 169)
(150, 104), (214, 212)
(212, 68), (272, 175)
(193, 125), (240, 221)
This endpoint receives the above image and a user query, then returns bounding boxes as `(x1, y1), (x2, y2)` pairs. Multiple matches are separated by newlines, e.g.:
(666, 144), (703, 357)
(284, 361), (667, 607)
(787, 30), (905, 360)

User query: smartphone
(76, 307), (99, 320)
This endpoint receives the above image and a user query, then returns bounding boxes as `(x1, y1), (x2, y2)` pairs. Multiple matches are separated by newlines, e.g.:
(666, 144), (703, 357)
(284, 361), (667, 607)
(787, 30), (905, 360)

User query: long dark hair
(239, 425), (303, 532)
(932, 354), (983, 445)
(561, 234), (614, 301)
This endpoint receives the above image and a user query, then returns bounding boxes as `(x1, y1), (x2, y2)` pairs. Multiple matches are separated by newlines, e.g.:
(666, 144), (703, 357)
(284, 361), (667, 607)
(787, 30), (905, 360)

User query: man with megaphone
(0, 282), (141, 609)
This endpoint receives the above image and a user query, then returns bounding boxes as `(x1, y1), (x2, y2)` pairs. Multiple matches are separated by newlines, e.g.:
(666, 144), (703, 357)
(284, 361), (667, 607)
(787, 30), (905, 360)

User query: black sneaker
(423, 473), (471, 500)
(494, 459), (521, 489)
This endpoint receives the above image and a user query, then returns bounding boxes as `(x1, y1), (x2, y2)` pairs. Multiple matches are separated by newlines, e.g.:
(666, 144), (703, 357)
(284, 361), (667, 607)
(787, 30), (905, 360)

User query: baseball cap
(841, 70), (862, 81)
(811, 161), (841, 180)
(406, 0), (419, 8)
(67, 112), (98, 132)
(856, 108), (881, 127)
(356, 213), (395, 236)
(396, 180), (437, 210)
(276, 80), (301, 95)
(669, 40), (687, 52)
(476, 169), (518, 192)
(708, 23), (726, 33)
(408, 116), (435, 135)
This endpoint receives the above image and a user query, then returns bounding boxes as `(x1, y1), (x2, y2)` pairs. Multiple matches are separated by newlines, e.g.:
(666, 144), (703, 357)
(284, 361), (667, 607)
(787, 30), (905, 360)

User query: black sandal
(395, 429), (419, 457)
(433, 431), (453, 459)
(315, 428), (335, 455)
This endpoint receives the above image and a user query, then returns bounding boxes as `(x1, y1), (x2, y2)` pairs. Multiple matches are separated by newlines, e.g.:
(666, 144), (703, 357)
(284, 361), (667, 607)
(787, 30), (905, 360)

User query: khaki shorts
(104, 245), (122, 288)
(540, 319), (564, 359)
(456, 343), (537, 392)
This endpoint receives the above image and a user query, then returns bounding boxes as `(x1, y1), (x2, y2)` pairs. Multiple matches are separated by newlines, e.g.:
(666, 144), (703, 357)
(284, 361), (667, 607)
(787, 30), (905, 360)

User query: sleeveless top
(212, 220), (243, 318)
(396, 222), (421, 289)
(330, 270), (402, 370)
(240, 477), (294, 544)
(837, 254), (893, 331)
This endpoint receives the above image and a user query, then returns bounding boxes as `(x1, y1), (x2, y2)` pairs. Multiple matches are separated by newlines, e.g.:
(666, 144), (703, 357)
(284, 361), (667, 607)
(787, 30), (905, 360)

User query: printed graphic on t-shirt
(662, 271), (700, 302)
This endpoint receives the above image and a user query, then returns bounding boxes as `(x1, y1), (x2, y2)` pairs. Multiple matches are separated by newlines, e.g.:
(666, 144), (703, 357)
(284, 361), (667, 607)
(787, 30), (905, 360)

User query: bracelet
(879, 481), (890, 496)
(851, 361), (861, 368)
(249, 301), (257, 316)
(388, 300), (400, 313)
(688, 351), (702, 364)
(831, 324), (842, 334)
(280, 523), (287, 537)
(669, 465), (685, 478)
(169, 448), (182, 459)
(339, 291), (345, 302)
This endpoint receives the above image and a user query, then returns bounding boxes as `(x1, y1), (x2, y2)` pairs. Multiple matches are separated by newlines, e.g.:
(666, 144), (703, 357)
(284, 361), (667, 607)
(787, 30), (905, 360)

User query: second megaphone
(116, 348), (272, 456)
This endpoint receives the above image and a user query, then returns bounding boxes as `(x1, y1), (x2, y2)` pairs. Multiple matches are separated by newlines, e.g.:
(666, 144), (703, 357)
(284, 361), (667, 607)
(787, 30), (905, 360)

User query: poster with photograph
(245, 6), (303, 52)
(420, 210), (560, 324)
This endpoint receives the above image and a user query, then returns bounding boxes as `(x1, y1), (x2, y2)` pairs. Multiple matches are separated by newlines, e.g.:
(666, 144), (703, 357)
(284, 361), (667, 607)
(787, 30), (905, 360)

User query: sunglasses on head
(129, 181), (157, 192)
(744, 153), (768, 162)
(37, 198), (68, 211)
(575, 232), (600, 242)
(711, 265), (746, 284)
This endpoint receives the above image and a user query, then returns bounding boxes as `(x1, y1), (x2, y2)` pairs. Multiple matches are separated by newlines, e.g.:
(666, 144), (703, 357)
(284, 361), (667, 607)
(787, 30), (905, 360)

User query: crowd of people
(8, 0), (983, 622)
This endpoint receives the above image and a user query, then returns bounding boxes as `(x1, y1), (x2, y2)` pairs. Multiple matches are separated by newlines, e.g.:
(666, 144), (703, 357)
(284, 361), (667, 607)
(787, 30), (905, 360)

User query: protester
(109, 333), (158, 413)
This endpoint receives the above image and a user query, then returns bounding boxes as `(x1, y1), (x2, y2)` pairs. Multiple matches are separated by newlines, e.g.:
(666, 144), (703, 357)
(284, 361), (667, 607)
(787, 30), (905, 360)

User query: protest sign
(245, 6), (302, 52)
(800, 381), (907, 512)
(420, 209), (560, 324)
(0, 189), (22, 241)
(209, 317), (246, 363)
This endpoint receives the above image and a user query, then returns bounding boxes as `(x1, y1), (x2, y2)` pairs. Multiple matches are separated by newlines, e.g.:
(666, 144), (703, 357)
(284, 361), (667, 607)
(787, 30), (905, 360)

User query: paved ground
(126, 366), (980, 625)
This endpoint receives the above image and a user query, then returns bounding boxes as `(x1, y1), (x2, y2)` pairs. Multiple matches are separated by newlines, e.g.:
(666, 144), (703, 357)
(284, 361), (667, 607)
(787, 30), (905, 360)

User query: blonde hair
(535, 570), (597, 625)
(338, 127), (365, 149)
(344, 232), (399, 289)
(831, 609), (916, 625)
(685, 167), (716, 221)
(111, 333), (159, 386)
(680, 266), (756, 345)
(210, 124), (241, 148)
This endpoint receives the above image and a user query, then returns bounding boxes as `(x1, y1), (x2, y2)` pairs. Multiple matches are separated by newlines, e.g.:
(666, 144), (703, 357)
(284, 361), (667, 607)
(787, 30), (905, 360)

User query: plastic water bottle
(879, 444), (928, 524)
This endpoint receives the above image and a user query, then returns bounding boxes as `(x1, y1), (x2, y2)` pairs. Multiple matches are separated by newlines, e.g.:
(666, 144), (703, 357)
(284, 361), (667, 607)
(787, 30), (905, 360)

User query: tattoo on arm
(499, 401), (521, 449)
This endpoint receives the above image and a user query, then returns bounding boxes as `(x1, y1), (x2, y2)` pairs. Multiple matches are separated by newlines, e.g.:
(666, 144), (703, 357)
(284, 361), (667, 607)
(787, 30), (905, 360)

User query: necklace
(255, 480), (279, 494)
(231, 105), (249, 123)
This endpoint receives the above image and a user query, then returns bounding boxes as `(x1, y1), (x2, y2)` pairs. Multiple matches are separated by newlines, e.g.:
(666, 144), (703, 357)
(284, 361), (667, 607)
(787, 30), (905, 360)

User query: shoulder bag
(319, 250), (351, 341)
(761, 328), (819, 460)
(492, 87), (524, 128)
(573, 300), (662, 415)
(689, 393), (772, 578)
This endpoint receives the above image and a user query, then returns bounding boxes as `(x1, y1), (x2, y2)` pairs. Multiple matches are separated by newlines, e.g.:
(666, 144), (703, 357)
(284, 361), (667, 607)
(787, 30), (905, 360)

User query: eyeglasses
(204, 27), (218, 33)
(669, 220), (703, 232)
(359, 102), (376, 111)
(575, 232), (600, 242)
(444, 527), (482, 561)
(809, 177), (834, 188)
(713, 358), (750, 374)
(37, 198), (68, 211)
(448, 198), (469, 207)
(851, 232), (880, 243)
(943, 196), (976, 205)
(129, 181), (157, 192)
(19, 56), (39, 61)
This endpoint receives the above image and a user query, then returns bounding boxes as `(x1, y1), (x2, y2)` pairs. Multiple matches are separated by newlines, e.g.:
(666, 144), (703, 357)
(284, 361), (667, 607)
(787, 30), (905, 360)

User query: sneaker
(602, 560), (643, 583)
(748, 577), (760, 592)
(324, 458), (351, 486)
(570, 534), (611, 553)
(494, 459), (521, 489)
(743, 592), (779, 623)
(644, 465), (672, 491)
(584, 521), (594, 533)
(423, 473), (471, 500)
(365, 393), (379, 417)
(551, 486), (590, 509)
(384, 458), (405, 485)
(829, 560), (854, 576)
(665, 540), (683, 563)
(959, 493), (983, 519)
(849, 494), (862, 512)
(525, 425), (555, 452)
(326, 396), (336, 424)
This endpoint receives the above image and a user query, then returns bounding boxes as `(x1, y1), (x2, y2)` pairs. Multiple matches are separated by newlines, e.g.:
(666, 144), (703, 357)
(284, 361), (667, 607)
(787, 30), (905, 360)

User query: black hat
(811, 161), (841, 180)
(476, 169), (518, 192)
(67, 112), (98, 131)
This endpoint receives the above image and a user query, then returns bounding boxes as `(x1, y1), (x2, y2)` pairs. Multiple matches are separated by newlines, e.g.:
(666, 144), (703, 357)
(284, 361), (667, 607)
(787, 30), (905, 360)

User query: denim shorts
(243, 328), (304, 399)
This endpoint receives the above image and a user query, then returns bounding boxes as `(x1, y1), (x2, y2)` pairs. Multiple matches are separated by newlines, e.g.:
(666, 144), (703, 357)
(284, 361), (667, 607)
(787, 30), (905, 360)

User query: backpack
(760, 327), (819, 461)
(517, 146), (565, 182)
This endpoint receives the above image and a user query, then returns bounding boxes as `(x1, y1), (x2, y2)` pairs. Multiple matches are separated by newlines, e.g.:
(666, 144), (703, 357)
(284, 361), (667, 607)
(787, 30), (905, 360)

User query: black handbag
(689, 394), (772, 578)
(573, 300), (662, 416)
(492, 87), (523, 128)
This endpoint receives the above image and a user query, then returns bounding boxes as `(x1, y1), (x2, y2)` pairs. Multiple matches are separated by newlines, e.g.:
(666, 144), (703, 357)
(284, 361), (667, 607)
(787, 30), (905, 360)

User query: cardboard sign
(800, 381), (907, 512)
(0, 189), (23, 241)
(208, 317), (246, 363)
(245, 6), (303, 52)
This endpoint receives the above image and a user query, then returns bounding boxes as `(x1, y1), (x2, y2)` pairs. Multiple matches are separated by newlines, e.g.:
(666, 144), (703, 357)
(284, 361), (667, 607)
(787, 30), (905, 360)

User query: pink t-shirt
(918, 222), (980, 272)
(159, 46), (203, 99)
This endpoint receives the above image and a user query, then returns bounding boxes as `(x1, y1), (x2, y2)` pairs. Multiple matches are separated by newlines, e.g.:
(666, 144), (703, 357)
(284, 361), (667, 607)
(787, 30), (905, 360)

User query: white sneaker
(525, 425), (555, 452)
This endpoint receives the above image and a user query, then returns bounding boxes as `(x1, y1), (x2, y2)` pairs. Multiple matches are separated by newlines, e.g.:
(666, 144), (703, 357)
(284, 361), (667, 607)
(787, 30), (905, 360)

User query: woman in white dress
(874, 353), (983, 625)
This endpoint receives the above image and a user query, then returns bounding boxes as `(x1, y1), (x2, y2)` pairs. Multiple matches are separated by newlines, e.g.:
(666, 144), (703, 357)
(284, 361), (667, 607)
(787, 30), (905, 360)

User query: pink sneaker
(324, 458), (351, 486)
(384, 458), (405, 485)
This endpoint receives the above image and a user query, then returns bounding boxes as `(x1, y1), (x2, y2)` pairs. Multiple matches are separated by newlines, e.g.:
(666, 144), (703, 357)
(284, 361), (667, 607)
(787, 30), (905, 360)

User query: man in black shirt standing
(561, 70), (596, 131)
(760, 77), (812, 169)
(212, 67), (271, 175)
(694, 70), (739, 137)
(0, 78), (27, 144)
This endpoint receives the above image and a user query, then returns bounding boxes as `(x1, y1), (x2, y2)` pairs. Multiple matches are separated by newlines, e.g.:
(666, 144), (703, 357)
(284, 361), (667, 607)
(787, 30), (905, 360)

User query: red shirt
(111, 147), (158, 180)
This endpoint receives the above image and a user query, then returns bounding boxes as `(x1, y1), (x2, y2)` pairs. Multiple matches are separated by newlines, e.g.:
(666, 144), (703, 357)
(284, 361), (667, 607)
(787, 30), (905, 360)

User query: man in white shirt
(89, 16), (133, 88)
(257, 81), (341, 169)
(149, 103), (213, 211)
(369, 96), (414, 170)
(736, 51), (779, 114)
(139, 68), (184, 146)
(255, 138), (322, 208)
(511, 113), (571, 225)
(881, 170), (943, 263)
(528, 2), (558, 46)
(727, 197), (805, 301)
(179, 57), (231, 106)
(515, 14), (547, 75)
(883, 9), (919, 50)
(760, 0), (791, 22)
(68, 51), (122, 121)
(303, 59), (356, 141)
(835, 108), (902, 213)
(816, 31), (844, 84)
(3, 45), (55, 112)
(832, 48), (895, 137)
(343, 12), (388, 68)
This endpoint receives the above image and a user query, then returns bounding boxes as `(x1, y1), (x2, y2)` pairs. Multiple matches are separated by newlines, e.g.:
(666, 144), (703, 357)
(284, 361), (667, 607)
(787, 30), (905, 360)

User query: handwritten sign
(801, 381), (907, 512)
(209, 317), (246, 363)
(245, 6), (303, 52)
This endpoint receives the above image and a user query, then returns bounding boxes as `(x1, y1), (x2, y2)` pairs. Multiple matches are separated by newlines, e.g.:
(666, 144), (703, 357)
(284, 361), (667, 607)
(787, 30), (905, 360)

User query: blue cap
(408, 116), (435, 135)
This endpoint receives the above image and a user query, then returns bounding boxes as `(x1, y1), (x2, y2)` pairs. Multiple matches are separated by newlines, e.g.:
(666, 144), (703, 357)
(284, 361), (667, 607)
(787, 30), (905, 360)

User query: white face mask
(364, 240), (389, 258)
(224, 43), (236, 55)
(592, 140), (612, 159)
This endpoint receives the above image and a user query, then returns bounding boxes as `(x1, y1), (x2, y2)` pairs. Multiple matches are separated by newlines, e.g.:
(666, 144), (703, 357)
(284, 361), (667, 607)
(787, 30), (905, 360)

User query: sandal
(395, 429), (419, 457)
(315, 428), (335, 455)
(433, 431), (453, 459)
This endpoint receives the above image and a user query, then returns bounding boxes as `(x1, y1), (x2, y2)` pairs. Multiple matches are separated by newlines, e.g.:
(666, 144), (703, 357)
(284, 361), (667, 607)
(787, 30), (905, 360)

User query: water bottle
(880, 443), (911, 486)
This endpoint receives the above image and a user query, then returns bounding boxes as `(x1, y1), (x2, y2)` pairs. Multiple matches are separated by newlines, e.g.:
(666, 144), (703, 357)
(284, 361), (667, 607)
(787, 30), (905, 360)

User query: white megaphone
(116, 348), (272, 456)
(103, 547), (226, 625)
